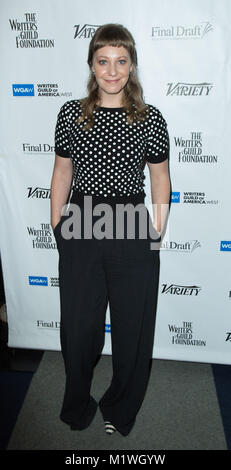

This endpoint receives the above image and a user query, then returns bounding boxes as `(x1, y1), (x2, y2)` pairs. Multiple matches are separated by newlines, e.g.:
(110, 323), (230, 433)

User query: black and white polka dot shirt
(54, 99), (169, 197)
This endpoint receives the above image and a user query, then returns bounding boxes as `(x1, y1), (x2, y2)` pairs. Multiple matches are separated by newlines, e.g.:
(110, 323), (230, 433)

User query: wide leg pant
(54, 193), (160, 436)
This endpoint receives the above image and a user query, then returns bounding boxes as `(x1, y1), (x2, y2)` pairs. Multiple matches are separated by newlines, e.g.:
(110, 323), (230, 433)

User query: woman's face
(92, 45), (133, 102)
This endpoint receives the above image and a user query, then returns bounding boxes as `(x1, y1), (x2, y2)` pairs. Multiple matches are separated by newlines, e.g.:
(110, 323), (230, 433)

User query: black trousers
(54, 191), (160, 436)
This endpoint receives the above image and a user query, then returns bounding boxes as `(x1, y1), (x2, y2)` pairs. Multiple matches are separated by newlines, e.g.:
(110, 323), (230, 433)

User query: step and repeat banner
(0, 0), (230, 364)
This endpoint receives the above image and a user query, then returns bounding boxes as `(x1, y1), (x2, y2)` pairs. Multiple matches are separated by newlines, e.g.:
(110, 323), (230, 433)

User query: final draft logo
(9, 12), (55, 48)
(152, 22), (213, 40)
(37, 320), (60, 329)
(160, 240), (201, 253)
(37, 321), (110, 331)
(23, 143), (55, 154)
(175, 132), (218, 164)
(74, 24), (100, 39)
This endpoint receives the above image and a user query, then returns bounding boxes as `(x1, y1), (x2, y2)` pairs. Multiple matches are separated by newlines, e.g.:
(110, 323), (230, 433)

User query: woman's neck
(97, 92), (124, 108)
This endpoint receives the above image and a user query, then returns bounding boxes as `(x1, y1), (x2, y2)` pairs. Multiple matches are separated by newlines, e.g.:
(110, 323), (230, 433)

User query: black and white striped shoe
(104, 420), (117, 435)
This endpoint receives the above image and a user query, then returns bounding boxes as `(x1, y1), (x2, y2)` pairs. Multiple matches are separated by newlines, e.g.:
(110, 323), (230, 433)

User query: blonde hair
(78, 23), (148, 130)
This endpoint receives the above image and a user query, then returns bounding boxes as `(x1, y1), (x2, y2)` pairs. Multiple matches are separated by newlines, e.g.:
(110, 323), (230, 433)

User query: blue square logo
(171, 192), (180, 203)
(12, 84), (34, 96)
(220, 241), (231, 251)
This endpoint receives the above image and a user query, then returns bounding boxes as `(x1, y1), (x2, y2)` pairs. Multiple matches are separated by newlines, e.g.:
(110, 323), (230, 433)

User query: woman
(50, 23), (170, 437)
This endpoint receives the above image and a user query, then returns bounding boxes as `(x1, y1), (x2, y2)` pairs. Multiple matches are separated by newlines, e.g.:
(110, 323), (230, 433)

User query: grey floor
(7, 351), (227, 450)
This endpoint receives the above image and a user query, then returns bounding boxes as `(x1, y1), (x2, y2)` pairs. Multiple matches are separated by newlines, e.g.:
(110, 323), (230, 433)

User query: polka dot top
(54, 99), (169, 197)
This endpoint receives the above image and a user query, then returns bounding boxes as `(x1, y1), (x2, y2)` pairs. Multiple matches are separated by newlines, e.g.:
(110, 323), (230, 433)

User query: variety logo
(9, 12), (55, 48)
(175, 132), (218, 164)
(74, 24), (100, 39)
(29, 276), (48, 286)
(12, 84), (34, 96)
(152, 22), (213, 40)
(28, 187), (50, 199)
(220, 241), (231, 252)
(226, 333), (231, 342)
(171, 192), (180, 203)
(166, 82), (213, 96)
(162, 284), (201, 296)
(168, 321), (206, 347)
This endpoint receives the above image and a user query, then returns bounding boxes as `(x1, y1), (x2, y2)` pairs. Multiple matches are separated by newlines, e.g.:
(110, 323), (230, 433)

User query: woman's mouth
(105, 79), (120, 83)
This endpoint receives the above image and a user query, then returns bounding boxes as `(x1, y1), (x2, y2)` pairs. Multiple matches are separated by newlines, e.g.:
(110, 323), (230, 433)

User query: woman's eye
(98, 59), (127, 65)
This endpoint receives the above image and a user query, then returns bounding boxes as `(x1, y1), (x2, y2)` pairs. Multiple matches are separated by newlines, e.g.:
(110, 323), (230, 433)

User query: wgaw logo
(74, 24), (100, 39)
(12, 84), (34, 96)
(29, 276), (48, 286)
(220, 241), (231, 252)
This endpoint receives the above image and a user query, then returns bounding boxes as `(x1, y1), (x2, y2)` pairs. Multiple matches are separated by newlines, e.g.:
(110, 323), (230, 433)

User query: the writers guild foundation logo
(169, 321), (206, 347)
(74, 24), (100, 39)
(9, 12), (55, 49)
(175, 132), (218, 164)
(27, 223), (57, 249)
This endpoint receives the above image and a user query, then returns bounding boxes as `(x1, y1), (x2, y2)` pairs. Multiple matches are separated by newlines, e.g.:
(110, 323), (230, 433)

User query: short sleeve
(54, 101), (71, 158)
(145, 106), (169, 164)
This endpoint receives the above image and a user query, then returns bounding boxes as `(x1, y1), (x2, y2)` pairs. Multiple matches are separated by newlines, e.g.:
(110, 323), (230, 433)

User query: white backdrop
(0, 0), (231, 364)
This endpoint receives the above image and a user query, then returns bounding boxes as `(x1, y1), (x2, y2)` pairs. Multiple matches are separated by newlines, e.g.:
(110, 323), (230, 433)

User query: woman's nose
(108, 62), (117, 76)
